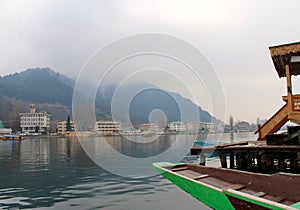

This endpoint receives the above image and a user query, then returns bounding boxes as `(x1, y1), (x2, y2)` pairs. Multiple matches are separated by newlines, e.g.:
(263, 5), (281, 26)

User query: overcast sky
(1, 0), (300, 123)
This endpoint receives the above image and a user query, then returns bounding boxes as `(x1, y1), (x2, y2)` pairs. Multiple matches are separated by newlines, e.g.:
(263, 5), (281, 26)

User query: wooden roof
(269, 41), (300, 78)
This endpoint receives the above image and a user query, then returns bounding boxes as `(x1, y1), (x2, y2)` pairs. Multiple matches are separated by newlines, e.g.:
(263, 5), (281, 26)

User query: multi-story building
(57, 120), (76, 134)
(167, 121), (187, 132)
(186, 122), (215, 133)
(139, 123), (160, 133)
(19, 104), (51, 133)
(94, 121), (122, 136)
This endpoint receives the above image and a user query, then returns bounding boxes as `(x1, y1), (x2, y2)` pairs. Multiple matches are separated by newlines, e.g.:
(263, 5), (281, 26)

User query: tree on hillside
(66, 115), (72, 132)
(229, 115), (234, 132)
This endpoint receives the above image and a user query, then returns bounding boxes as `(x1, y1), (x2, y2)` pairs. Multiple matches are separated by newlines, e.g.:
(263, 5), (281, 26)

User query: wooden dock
(191, 141), (300, 174)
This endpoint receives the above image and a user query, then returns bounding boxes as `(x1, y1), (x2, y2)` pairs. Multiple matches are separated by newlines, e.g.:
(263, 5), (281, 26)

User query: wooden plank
(216, 145), (300, 153)
(171, 167), (188, 172)
(191, 144), (300, 156)
(193, 174), (209, 180)
(254, 192), (266, 197)
(223, 184), (246, 191)
(215, 141), (249, 148)
(190, 145), (215, 155)
(272, 196), (285, 203)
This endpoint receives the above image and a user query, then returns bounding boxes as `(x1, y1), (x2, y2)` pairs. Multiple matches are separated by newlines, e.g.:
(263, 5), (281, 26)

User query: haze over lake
(0, 132), (256, 209)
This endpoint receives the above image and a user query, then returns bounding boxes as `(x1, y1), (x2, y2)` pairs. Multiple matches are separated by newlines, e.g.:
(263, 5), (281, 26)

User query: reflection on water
(79, 134), (196, 178)
(86, 135), (176, 158)
(0, 133), (255, 209)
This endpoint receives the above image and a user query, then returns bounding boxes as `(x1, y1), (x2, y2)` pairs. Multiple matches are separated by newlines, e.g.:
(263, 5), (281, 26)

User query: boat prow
(153, 162), (300, 210)
(1, 134), (24, 141)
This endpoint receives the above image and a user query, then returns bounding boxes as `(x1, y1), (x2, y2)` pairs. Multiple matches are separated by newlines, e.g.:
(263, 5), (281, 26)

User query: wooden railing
(255, 104), (288, 140)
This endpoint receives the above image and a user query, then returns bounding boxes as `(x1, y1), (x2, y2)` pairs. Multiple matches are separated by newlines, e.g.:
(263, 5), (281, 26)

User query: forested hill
(0, 68), (216, 131)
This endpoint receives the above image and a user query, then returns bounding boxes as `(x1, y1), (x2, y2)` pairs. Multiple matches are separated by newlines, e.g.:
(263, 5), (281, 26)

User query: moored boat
(193, 141), (226, 158)
(153, 162), (300, 210)
(194, 141), (225, 147)
(1, 134), (24, 141)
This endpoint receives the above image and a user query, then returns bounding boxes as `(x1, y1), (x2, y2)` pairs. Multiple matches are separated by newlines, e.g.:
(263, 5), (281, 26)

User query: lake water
(0, 132), (256, 209)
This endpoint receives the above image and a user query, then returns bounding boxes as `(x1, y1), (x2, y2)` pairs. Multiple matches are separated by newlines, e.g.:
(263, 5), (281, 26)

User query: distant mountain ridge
(97, 85), (213, 123)
(0, 68), (76, 130)
(0, 67), (215, 131)
(0, 67), (74, 105)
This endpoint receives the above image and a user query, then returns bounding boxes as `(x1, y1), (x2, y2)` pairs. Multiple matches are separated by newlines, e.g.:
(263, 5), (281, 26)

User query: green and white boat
(153, 162), (300, 210)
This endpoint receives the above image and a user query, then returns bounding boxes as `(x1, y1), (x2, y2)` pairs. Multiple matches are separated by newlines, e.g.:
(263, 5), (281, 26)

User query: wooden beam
(286, 63), (293, 112)
(255, 104), (288, 140)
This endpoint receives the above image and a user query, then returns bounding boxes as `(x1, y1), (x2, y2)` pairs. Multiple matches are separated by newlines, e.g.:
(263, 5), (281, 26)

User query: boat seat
(272, 196), (285, 203)
(223, 184), (246, 191)
(171, 167), (189, 172)
(193, 174), (209, 180)
(254, 192), (266, 197)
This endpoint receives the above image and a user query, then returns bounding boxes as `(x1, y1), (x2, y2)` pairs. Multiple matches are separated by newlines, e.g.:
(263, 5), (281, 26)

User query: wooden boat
(1, 134), (24, 141)
(153, 162), (300, 210)
(193, 141), (226, 158)
(194, 141), (225, 147)
(63, 131), (91, 137)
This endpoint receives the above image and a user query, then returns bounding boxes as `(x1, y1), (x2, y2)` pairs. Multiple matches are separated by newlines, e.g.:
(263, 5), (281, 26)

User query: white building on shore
(167, 121), (215, 133)
(186, 122), (215, 133)
(19, 104), (51, 133)
(57, 120), (76, 134)
(139, 123), (160, 133)
(167, 121), (187, 132)
(94, 121), (122, 136)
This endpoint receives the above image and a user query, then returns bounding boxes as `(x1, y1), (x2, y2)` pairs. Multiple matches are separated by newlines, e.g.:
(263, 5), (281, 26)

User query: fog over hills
(0, 67), (216, 131)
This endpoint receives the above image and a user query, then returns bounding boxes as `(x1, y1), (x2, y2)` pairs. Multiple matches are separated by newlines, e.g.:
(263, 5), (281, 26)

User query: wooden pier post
(257, 152), (262, 172)
(237, 152), (246, 170)
(235, 153), (240, 169)
(230, 153), (235, 169)
(261, 153), (274, 173)
(245, 152), (253, 171)
(290, 153), (297, 172)
(278, 152), (285, 171)
(199, 153), (206, 166)
(220, 153), (227, 168)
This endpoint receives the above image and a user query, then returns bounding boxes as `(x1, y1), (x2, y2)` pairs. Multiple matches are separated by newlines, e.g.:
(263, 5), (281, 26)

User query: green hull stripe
(153, 163), (299, 210)
(154, 164), (234, 210)
(225, 191), (284, 210)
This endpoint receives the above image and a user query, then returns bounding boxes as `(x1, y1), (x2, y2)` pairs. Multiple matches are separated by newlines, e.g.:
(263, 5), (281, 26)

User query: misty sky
(1, 0), (300, 123)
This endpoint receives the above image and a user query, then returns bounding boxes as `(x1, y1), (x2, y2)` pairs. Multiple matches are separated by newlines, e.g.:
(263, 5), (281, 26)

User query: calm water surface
(0, 132), (256, 209)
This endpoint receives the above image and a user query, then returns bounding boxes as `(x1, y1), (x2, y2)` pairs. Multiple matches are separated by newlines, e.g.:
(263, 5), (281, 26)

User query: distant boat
(153, 162), (300, 210)
(194, 141), (225, 147)
(193, 141), (226, 158)
(1, 134), (24, 141)
(63, 131), (92, 137)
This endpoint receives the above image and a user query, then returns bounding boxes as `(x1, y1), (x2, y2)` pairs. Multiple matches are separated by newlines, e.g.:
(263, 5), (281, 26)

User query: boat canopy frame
(257, 41), (300, 140)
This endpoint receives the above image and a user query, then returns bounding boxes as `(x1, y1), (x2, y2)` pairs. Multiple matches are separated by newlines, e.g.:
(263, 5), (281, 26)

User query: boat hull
(153, 162), (300, 210)
(1, 135), (24, 141)
(154, 162), (234, 210)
